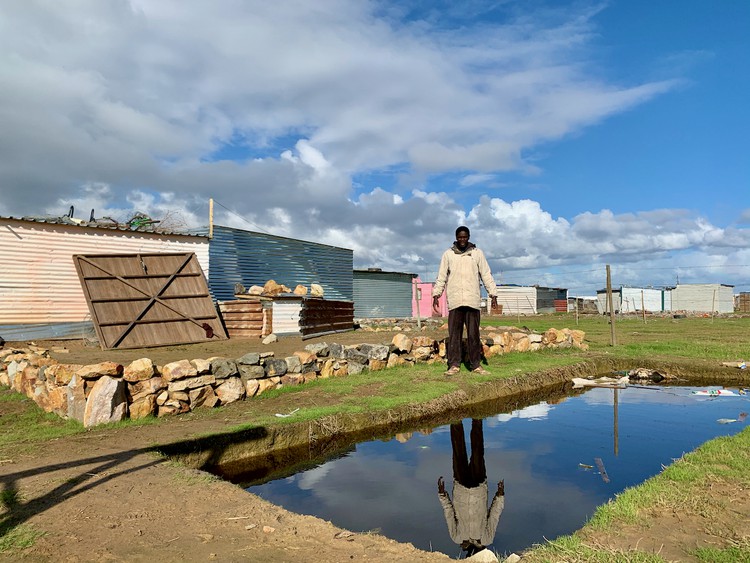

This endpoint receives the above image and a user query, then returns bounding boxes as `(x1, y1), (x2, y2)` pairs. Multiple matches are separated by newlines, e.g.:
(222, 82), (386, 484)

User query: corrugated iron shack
(0, 215), (209, 341)
(596, 286), (671, 314)
(353, 269), (416, 318)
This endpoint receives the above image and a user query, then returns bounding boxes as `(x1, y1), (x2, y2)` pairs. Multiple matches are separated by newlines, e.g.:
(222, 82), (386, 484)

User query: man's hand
(497, 479), (504, 495)
(432, 296), (441, 316)
(438, 476), (446, 495)
(490, 296), (498, 310)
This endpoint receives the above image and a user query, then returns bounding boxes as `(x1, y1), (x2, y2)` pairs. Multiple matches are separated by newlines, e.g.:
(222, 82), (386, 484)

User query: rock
(157, 405), (179, 417)
(46, 363), (84, 386)
(256, 378), (277, 395)
(387, 353), (409, 368)
(293, 284), (308, 295)
(156, 390), (169, 406)
(129, 395), (157, 419)
(248, 285), (264, 295)
(466, 549), (499, 562)
(161, 359), (198, 382)
(191, 358), (212, 374)
(66, 374), (87, 423)
(168, 390), (189, 402)
(391, 333), (413, 353)
(304, 342), (329, 357)
(83, 376), (128, 428)
(411, 336), (435, 348)
(285, 355), (302, 373)
(128, 376), (166, 402)
(263, 280), (287, 296)
(412, 346), (434, 361)
(368, 359), (387, 371)
(211, 358), (238, 379)
(265, 359), (288, 377)
(503, 554), (521, 563)
(329, 343), (346, 359)
(215, 377), (245, 404)
(310, 283), (324, 297)
(358, 343), (389, 361)
(262, 334), (278, 345)
(280, 373), (305, 386)
(347, 362), (366, 375)
(238, 364), (265, 382)
(77, 361), (123, 380)
(237, 352), (260, 365)
(245, 379), (260, 397)
(189, 386), (219, 409)
(123, 358), (156, 382)
(344, 348), (369, 364)
(168, 374), (217, 392)
(293, 351), (318, 373)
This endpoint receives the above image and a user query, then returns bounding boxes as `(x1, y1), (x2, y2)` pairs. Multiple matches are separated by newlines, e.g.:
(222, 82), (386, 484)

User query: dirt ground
(2, 330), (749, 562)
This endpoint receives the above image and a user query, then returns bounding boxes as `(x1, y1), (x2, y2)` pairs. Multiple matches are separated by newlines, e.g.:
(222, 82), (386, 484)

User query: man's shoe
(444, 366), (461, 376)
(472, 366), (491, 375)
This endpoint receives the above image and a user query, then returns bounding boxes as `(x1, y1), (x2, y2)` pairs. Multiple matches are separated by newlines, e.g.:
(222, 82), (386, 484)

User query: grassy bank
(2, 314), (750, 560)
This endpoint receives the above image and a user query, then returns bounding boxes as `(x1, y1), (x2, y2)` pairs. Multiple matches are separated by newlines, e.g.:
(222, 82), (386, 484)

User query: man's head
(455, 226), (470, 250)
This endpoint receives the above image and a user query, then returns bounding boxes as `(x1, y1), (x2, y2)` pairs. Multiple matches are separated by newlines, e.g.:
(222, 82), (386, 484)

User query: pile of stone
(0, 327), (586, 427)
(237, 279), (325, 298)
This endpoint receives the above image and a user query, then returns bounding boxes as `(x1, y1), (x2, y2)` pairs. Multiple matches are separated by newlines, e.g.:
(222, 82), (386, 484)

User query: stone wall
(0, 327), (586, 427)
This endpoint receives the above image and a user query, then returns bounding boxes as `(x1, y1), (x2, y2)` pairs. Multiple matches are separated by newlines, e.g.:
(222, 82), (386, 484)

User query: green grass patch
(692, 538), (750, 563)
(521, 534), (668, 562)
(0, 523), (44, 553)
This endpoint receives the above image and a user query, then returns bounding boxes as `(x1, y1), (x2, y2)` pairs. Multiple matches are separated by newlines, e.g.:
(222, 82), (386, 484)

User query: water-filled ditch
(212, 383), (750, 558)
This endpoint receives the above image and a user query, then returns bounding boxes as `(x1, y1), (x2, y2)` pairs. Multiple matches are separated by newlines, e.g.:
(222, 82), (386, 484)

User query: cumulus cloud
(0, 1), (747, 293)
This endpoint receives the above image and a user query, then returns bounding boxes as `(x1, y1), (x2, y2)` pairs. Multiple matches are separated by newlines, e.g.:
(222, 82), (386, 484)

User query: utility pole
(606, 264), (617, 346)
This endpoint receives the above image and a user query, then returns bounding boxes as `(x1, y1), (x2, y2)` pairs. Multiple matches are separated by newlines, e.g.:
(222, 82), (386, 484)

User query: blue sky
(0, 0), (748, 294)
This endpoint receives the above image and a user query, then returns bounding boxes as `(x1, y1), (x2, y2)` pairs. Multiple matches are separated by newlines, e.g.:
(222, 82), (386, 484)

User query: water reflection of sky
(245, 386), (750, 557)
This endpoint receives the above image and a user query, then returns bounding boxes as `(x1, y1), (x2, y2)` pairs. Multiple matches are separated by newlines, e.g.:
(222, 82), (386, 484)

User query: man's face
(456, 231), (470, 249)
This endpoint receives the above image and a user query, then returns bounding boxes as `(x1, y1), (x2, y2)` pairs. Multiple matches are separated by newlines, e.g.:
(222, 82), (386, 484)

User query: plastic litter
(274, 408), (300, 418)
(692, 389), (737, 396)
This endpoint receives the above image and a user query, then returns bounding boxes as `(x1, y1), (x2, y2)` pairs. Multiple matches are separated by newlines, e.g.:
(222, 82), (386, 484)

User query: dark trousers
(450, 419), (486, 488)
(447, 306), (481, 370)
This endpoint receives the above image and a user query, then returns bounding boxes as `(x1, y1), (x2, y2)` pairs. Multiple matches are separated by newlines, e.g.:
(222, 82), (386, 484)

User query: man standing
(432, 226), (498, 376)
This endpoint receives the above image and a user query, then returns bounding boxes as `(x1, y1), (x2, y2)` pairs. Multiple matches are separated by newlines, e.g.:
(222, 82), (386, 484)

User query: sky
(1, 0), (748, 295)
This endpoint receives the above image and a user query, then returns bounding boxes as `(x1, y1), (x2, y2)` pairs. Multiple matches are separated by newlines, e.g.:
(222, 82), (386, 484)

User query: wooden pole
(606, 265), (617, 346)
(208, 198), (214, 239)
(711, 289), (717, 322)
(641, 290), (646, 324)
(575, 295), (579, 326)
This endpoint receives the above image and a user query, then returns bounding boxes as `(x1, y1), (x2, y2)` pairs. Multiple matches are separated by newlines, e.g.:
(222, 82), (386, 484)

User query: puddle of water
(236, 385), (750, 557)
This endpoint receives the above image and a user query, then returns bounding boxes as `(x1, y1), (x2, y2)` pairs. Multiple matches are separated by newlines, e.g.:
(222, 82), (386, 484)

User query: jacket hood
(452, 241), (476, 254)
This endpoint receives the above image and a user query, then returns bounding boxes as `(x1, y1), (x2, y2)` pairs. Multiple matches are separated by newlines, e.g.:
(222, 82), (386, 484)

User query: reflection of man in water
(438, 419), (504, 557)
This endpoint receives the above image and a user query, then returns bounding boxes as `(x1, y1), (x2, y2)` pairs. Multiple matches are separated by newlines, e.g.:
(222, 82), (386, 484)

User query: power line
(212, 199), (272, 235)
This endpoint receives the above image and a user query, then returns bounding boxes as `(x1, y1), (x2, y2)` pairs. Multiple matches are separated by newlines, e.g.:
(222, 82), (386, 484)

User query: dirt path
(2, 331), (750, 562)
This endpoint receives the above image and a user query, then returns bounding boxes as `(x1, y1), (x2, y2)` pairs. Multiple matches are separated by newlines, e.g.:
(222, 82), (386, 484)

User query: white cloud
(1, 1), (747, 294)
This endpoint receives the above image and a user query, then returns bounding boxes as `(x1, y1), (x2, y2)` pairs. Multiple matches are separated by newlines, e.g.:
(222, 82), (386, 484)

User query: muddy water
(219, 384), (750, 557)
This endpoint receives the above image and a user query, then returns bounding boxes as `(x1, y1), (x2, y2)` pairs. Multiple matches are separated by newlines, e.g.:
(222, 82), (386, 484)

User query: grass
(3, 313), (750, 560)
(0, 524), (44, 553)
(0, 390), (84, 450)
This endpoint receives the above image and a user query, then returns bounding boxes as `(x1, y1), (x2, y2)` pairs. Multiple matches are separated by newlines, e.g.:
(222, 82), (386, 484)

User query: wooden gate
(73, 253), (227, 350)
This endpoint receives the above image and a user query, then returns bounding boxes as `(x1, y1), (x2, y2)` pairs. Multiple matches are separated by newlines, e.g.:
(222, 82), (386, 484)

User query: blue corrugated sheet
(0, 322), (96, 342)
(353, 270), (415, 318)
(201, 226), (354, 302)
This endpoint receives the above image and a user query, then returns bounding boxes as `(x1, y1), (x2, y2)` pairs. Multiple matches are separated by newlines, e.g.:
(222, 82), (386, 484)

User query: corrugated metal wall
(353, 270), (415, 318)
(204, 226), (354, 303)
(596, 289), (622, 314)
(271, 298), (304, 335)
(536, 287), (567, 314)
(496, 286), (537, 315)
(670, 284), (734, 313)
(0, 218), (209, 340)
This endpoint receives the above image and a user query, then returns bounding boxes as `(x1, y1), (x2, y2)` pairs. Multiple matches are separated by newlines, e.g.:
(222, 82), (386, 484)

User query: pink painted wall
(412, 278), (447, 318)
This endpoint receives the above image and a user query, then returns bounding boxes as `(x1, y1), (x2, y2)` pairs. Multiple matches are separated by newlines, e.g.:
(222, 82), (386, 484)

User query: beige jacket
(438, 481), (504, 546)
(432, 244), (497, 310)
